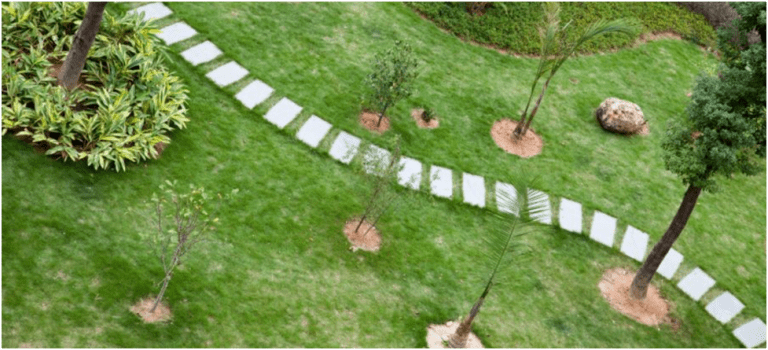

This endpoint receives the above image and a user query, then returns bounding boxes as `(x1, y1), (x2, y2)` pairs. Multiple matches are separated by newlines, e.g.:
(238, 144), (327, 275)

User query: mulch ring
(343, 218), (381, 252)
(359, 111), (390, 134)
(490, 119), (543, 158)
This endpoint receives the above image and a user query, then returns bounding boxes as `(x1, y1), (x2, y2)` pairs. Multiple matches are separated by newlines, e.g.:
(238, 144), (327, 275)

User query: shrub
(421, 107), (435, 122)
(2, 3), (189, 171)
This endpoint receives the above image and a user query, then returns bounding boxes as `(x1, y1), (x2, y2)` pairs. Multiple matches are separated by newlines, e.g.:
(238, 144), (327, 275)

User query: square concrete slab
(620, 225), (649, 262)
(705, 291), (745, 324)
(677, 267), (716, 301)
(329, 131), (361, 164)
(398, 157), (422, 190)
(296, 115), (332, 148)
(363, 144), (391, 176)
(558, 198), (582, 233)
(462, 173), (485, 208)
(495, 182), (518, 216)
(733, 318), (767, 348)
(128, 3), (172, 21)
(430, 166), (452, 199)
(589, 211), (616, 247)
(181, 41), (222, 66)
(235, 80), (274, 109)
(156, 22), (197, 45)
(527, 189), (551, 224)
(657, 247), (683, 279)
(205, 61), (248, 87)
(264, 98), (302, 129)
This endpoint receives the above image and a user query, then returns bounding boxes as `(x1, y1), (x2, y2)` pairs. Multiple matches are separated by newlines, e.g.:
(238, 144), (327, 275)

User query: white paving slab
(156, 22), (197, 45)
(495, 182), (518, 217)
(328, 131), (361, 164)
(705, 291), (745, 324)
(205, 61), (248, 87)
(462, 173), (485, 208)
(181, 41), (223, 66)
(733, 318), (767, 348)
(657, 247), (683, 279)
(527, 189), (551, 224)
(589, 211), (616, 247)
(677, 267), (716, 301)
(558, 198), (582, 233)
(264, 98), (302, 129)
(296, 115), (332, 148)
(397, 157), (422, 190)
(430, 166), (452, 199)
(620, 226), (649, 262)
(363, 144), (391, 176)
(128, 3), (172, 21)
(235, 80), (274, 109)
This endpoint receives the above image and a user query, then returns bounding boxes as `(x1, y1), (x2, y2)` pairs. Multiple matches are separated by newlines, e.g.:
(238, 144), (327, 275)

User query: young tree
(629, 2), (765, 299)
(353, 136), (406, 238)
(512, 2), (639, 139)
(57, 2), (107, 90)
(364, 40), (419, 128)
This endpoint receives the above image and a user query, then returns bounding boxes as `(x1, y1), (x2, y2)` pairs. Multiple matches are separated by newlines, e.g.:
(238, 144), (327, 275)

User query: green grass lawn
(2, 2), (764, 348)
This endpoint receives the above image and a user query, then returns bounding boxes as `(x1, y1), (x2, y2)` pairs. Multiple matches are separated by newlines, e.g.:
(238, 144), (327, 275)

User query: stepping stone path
(657, 247), (684, 279)
(235, 80), (274, 109)
(363, 144), (391, 176)
(705, 291), (745, 324)
(329, 131), (361, 164)
(296, 115), (332, 148)
(264, 98), (302, 129)
(398, 157), (422, 190)
(733, 318), (767, 348)
(495, 182), (518, 216)
(677, 267), (716, 301)
(462, 173), (485, 208)
(589, 211), (616, 247)
(206, 61), (248, 87)
(156, 22), (197, 45)
(128, 2), (172, 21)
(558, 198), (582, 233)
(181, 41), (223, 66)
(527, 189), (551, 224)
(619, 226), (648, 262)
(430, 166), (452, 199)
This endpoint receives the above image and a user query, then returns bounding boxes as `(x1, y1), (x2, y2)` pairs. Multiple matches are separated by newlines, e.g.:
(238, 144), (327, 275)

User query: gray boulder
(595, 98), (647, 135)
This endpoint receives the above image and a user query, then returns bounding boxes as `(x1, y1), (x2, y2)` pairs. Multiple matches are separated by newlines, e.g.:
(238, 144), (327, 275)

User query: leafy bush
(406, 2), (717, 55)
(2, 2), (189, 171)
(421, 107), (435, 122)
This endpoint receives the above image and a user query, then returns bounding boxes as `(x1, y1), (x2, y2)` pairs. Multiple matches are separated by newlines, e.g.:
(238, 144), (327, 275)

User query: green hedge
(2, 3), (189, 171)
(407, 2), (717, 55)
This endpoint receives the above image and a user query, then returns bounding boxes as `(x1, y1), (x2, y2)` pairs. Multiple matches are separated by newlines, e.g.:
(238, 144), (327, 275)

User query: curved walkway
(129, 3), (765, 348)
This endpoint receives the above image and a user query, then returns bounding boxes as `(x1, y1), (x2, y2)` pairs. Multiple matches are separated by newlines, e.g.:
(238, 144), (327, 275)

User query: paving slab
(527, 189), (551, 224)
(430, 166), (452, 199)
(181, 41), (223, 66)
(235, 80), (274, 109)
(329, 131), (361, 164)
(705, 291), (745, 324)
(657, 247), (683, 279)
(495, 182), (518, 216)
(733, 318), (767, 348)
(620, 226), (649, 262)
(363, 144), (391, 176)
(205, 61), (248, 87)
(156, 22), (197, 45)
(128, 3), (172, 21)
(589, 211), (616, 247)
(397, 157), (422, 190)
(462, 173), (485, 208)
(264, 98), (302, 129)
(677, 267), (716, 301)
(558, 198), (582, 233)
(296, 115), (332, 148)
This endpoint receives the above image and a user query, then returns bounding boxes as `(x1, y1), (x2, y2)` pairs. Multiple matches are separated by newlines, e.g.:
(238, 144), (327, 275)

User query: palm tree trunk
(520, 78), (551, 136)
(449, 284), (491, 348)
(629, 184), (702, 299)
(58, 2), (107, 90)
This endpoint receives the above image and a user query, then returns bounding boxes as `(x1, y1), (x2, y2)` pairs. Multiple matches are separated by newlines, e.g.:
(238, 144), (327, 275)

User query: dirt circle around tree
(130, 297), (172, 323)
(598, 268), (671, 326)
(426, 321), (484, 348)
(490, 119), (543, 158)
(359, 111), (390, 134)
(411, 108), (440, 129)
(343, 218), (382, 252)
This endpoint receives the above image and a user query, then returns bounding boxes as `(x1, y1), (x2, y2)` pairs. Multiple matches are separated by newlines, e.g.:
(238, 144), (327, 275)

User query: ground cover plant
(2, 2), (764, 348)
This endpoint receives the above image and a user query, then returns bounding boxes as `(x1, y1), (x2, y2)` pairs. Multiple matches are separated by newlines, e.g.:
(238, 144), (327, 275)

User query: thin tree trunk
(448, 286), (490, 348)
(150, 272), (172, 313)
(376, 102), (390, 127)
(58, 2), (107, 90)
(629, 185), (702, 299)
(519, 78), (551, 136)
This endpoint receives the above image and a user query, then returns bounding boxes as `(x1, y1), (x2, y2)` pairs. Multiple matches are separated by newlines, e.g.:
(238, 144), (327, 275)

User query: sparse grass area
(2, 2), (764, 348)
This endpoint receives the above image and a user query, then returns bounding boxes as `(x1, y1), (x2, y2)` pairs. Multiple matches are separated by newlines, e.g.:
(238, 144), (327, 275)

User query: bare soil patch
(343, 218), (381, 252)
(426, 321), (484, 348)
(598, 268), (671, 326)
(130, 297), (172, 323)
(490, 119), (543, 158)
(359, 111), (390, 134)
(411, 109), (440, 129)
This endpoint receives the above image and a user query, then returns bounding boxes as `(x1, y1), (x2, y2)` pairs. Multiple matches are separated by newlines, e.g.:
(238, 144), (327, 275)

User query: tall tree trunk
(629, 185), (702, 299)
(58, 2), (107, 90)
(448, 285), (491, 348)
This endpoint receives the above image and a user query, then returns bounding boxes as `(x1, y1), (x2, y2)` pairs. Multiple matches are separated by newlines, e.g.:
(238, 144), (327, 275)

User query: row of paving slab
(129, 3), (765, 348)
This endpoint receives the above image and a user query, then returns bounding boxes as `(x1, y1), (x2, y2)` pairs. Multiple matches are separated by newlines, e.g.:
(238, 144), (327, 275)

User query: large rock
(595, 98), (647, 135)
